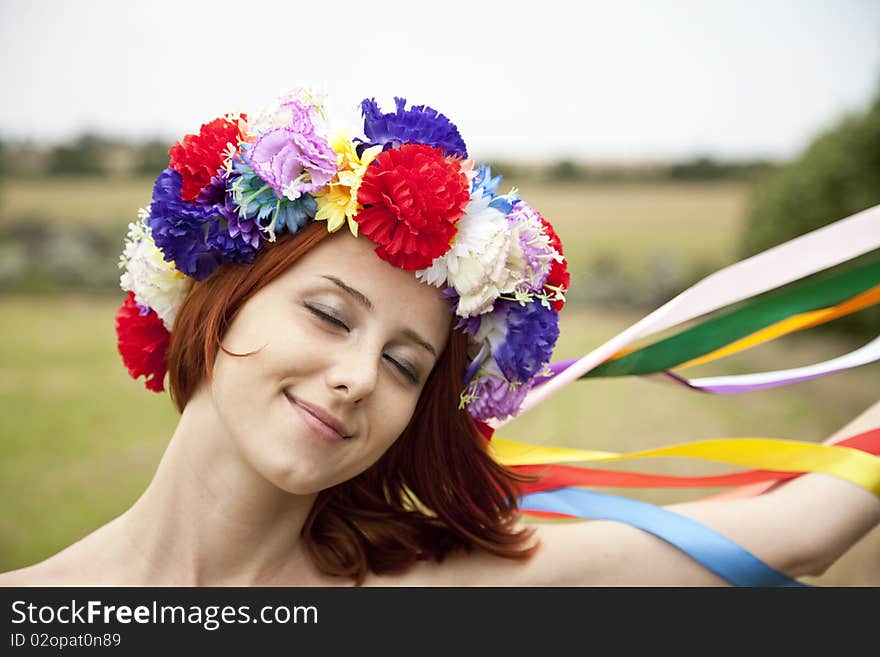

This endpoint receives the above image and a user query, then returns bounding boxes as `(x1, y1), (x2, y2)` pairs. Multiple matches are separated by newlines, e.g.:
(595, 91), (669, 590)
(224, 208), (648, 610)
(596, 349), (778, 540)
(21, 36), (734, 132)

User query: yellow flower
(314, 131), (382, 237)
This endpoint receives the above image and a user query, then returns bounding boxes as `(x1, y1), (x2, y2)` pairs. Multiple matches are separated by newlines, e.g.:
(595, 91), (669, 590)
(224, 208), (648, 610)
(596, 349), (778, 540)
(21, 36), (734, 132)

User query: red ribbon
(513, 428), (880, 495)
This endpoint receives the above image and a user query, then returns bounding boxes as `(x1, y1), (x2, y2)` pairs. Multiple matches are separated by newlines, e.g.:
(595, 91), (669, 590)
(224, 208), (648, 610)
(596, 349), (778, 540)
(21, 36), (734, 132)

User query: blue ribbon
(520, 487), (808, 587)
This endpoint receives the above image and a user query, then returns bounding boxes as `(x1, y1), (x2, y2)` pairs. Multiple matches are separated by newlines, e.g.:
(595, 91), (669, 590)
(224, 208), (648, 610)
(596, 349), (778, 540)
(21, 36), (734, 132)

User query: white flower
(119, 216), (191, 330)
(417, 194), (531, 317)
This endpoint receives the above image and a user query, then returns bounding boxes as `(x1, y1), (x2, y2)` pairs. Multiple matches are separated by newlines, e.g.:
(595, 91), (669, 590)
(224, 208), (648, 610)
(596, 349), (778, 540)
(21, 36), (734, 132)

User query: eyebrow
(320, 275), (439, 358)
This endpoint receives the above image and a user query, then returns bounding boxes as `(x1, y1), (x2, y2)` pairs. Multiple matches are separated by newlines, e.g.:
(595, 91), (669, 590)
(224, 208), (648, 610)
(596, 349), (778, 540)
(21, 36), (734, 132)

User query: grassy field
(509, 177), (749, 271)
(1, 175), (749, 286)
(0, 176), (156, 229)
(1, 176), (878, 584)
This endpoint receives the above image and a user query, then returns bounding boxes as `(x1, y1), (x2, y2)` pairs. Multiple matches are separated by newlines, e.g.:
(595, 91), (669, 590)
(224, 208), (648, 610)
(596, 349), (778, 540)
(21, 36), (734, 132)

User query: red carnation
(540, 217), (569, 311)
(355, 144), (470, 270)
(115, 292), (170, 393)
(169, 115), (245, 202)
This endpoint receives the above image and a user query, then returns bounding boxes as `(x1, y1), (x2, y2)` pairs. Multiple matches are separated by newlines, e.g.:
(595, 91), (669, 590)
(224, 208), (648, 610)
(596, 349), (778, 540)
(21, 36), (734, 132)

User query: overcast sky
(2, 0), (879, 161)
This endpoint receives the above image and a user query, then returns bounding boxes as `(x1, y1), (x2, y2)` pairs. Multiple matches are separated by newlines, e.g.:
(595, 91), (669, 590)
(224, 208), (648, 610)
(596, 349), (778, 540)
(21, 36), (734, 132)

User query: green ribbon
(584, 257), (880, 378)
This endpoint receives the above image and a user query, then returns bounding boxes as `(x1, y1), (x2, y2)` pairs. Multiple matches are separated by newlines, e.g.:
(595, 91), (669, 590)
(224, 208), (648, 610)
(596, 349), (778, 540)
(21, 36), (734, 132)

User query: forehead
(280, 230), (453, 346)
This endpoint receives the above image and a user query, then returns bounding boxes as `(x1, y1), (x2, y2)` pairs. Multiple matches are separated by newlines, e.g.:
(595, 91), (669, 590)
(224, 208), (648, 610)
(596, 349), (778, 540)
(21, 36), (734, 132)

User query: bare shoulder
(365, 517), (730, 587)
(360, 520), (575, 586)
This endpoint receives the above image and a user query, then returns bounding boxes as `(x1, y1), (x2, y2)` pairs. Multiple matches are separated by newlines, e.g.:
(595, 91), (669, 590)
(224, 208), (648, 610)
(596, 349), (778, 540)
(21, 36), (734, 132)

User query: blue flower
(149, 168), (223, 280)
(230, 151), (317, 241)
(149, 168), (258, 280)
(472, 164), (519, 214)
(359, 97), (468, 158)
(472, 165), (502, 197)
(493, 299), (559, 382)
(274, 195), (317, 236)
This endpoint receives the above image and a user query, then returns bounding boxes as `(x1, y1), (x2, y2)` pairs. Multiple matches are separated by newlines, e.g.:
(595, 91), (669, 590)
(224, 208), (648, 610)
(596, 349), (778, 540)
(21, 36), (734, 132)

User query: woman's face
(209, 229), (453, 495)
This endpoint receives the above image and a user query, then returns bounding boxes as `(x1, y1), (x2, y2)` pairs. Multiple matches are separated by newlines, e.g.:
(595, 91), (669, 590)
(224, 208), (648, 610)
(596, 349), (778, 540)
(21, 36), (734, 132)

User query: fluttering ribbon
(536, 284), (880, 394)
(672, 284), (880, 370)
(576, 257), (880, 378)
(507, 203), (880, 421)
(497, 204), (880, 586)
(510, 429), (880, 586)
(664, 334), (880, 394)
(518, 488), (807, 586)
(511, 428), (880, 494)
(494, 435), (880, 494)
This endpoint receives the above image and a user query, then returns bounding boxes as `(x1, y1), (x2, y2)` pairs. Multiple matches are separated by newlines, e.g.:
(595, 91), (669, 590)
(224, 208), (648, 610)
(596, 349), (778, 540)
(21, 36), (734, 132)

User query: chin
(250, 452), (332, 496)
(265, 449), (355, 496)
(256, 467), (330, 496)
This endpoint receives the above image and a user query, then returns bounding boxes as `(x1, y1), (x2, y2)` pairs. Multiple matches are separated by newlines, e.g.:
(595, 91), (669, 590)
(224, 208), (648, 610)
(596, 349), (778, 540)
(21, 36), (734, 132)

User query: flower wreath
(116, 89), (570, 424)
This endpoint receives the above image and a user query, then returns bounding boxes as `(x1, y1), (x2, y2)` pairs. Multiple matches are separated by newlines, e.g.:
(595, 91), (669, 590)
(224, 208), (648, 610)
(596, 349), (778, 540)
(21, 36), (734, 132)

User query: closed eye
(384, 355), (418, 384)
(303, 303), (419, 385)
(306, 304), (350, 331)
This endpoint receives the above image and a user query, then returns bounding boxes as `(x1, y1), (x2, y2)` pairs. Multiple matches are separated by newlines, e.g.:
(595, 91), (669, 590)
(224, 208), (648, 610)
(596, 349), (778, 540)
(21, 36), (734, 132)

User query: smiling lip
(285, 393), (351, 443)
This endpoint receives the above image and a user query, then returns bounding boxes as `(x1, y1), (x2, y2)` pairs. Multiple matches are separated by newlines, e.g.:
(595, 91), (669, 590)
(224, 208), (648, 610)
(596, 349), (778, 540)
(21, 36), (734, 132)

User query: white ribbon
(497, 203), (880, 427)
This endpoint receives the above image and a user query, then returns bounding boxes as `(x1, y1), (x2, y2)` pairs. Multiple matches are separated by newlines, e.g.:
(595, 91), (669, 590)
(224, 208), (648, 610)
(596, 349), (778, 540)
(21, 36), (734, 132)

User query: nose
(324, 341), (380, 403)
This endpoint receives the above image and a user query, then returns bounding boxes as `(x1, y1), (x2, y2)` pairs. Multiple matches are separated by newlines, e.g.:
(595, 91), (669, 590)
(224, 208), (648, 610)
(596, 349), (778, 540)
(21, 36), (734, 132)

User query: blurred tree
(668, 157), (774, 181)
(547, 159), (584, 182)
(669, 156), (728, 180)
(135, 139), (173, 176)
(739, 88), (880, 257)
(47, 134), (108, 175)
(738, 85), (880, 337)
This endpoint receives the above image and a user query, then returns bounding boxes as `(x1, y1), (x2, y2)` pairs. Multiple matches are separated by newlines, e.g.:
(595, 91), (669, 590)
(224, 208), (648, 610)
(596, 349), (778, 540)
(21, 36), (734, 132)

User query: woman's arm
(550, 398), (880, 585)
(394, 399), (880, 586)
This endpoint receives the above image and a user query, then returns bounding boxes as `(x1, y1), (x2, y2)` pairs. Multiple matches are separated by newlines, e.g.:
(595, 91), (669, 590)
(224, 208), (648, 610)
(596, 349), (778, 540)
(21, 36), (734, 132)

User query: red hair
(166, 222), (537, 583)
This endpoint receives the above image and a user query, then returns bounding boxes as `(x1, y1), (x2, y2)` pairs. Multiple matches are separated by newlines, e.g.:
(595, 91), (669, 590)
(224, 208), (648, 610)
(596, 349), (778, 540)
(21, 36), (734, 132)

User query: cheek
(209, 339), (295, 431)
(208, 353), (264, 442)
(367, 394), (419, 454)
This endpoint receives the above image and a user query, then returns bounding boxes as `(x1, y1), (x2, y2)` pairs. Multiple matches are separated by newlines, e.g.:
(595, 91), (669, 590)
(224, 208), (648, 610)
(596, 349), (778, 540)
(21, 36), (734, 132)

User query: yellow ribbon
(676, 284), (880, 370)
(603, 283), (880, 369)
(491, 436), (880, 496)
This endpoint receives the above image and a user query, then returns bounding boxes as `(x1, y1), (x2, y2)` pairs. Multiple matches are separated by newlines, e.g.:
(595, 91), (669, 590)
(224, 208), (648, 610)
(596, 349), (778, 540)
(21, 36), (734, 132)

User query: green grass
(0, 294), (178, 568)
(507, 178), (750, 273)
(0, 176), (156, 229)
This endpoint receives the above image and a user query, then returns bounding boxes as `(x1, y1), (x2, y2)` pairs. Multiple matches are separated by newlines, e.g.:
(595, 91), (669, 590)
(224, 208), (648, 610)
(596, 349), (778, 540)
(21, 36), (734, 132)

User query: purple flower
(247, 102), (336, 200)
(360, 97), (468, 158)
(217, 180), (262, 250)
(195, 171), (229, 206)
(149, 169), (223, 280)
(149, 168), (258, 280)
(465, 376), (534, 423)
(506, 201), (560, 291)
(209, 187), (260, 265)
(492, 299), (559, 382)
(454, 313), (482, 338)
(205, 214), (259, 265)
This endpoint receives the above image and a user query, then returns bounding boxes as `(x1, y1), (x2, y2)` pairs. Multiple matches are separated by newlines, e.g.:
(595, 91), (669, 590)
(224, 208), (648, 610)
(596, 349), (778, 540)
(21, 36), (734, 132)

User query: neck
(117, 388), (329, 586)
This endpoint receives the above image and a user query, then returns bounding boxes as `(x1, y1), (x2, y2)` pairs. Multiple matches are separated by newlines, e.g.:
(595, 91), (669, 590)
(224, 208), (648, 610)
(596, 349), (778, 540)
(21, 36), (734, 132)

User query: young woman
(1, 91), (877, 586)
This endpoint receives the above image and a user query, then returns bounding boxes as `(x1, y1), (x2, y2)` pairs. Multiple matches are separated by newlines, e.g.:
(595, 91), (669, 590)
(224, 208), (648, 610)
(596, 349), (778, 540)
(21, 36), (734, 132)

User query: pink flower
(247, 101), (337, 200)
